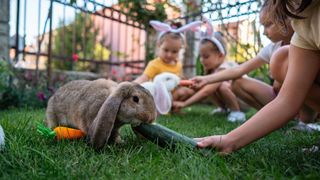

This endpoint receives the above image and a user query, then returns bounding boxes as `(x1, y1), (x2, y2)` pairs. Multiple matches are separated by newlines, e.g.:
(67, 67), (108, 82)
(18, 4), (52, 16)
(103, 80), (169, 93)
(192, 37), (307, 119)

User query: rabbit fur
(46, 79), (157, 150)
(141, 72), (180, 114)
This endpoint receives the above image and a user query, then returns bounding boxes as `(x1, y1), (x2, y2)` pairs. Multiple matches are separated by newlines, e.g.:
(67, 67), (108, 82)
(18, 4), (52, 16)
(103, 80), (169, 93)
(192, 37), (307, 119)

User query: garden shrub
(0, 59), (12, 92)
(0, 60), (19, 109)
(0, 64), (105, 109)
(0, 61), (54, 109)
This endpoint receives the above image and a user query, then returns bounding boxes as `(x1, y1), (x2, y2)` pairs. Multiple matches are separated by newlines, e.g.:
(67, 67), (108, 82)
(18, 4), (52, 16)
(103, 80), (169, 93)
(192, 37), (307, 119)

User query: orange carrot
(37, 123), (86, 140)
(179, 80), (194, 86)
(53, 127), (86, 140)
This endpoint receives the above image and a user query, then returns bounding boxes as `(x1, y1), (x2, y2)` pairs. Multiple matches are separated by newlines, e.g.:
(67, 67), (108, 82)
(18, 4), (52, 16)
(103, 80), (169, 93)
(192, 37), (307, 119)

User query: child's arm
(133, 74), (149, 84)
(192, 58), (266, 89)
(197, 45), (320, 153)
(174, 83), (221, 109)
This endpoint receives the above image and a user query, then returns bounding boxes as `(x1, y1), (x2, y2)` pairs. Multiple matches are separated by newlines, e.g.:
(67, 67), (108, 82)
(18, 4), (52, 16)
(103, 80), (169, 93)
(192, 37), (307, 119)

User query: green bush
(0, 61), (54, 109)
(0, 83), (52, 109)
(248, 63), (272, 84)
(0, 60), (12, 92)
(195, 55), (204, 76)
(0, 60), (18, 108)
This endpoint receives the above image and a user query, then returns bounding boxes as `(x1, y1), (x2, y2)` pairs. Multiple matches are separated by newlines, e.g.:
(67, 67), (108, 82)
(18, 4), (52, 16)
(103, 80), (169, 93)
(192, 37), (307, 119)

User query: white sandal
(209, 107), (229, 115)
(227, 111), (246, 122)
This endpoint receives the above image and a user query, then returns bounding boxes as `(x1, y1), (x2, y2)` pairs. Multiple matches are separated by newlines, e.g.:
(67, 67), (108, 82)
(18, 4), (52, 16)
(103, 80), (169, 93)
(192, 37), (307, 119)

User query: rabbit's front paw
(113, 135), (124, 144)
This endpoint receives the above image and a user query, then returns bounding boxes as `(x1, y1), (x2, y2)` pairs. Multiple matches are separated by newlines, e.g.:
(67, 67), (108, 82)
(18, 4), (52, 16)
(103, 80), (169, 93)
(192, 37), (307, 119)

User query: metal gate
(10, 0), (147, 85)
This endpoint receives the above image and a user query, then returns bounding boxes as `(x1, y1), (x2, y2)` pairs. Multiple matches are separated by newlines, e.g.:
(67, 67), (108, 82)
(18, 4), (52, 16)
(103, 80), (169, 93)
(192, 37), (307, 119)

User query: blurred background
(0, 0), (269, 109)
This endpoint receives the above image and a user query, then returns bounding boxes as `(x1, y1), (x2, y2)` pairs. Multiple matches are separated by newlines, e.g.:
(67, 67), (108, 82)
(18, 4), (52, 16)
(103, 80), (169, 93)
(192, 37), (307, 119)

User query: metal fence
(171, 0), (262, 76)
(10, 0), (262, 84)
(10, 0), (147, 85)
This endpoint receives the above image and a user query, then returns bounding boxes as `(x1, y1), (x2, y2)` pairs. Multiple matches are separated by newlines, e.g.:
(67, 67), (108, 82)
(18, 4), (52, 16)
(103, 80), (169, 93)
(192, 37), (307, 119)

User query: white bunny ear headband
(200, 18), (226, 55)
(150, 20), (202, 42)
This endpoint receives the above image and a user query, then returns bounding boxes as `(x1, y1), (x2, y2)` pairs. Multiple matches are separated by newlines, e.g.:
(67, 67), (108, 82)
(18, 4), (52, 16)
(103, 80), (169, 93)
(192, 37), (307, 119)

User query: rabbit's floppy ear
(154, 81), (172, 115)
(87, 82), (132, 150)
(141, 82), (155, 97)
(154, 72), (180, 92)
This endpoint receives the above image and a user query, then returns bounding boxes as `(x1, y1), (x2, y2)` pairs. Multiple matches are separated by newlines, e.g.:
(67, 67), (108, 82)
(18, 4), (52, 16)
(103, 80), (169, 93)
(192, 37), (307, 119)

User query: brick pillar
(0, 0), (10, 61)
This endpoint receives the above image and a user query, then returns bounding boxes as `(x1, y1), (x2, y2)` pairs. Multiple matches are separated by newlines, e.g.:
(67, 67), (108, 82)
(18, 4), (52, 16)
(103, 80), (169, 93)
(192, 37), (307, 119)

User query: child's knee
(231, 79), (243, 92)
(270, 46), (289, 83)
(218, 82), (235, 97)
(219, 82), (231, 91)
(183, 88), (195, 97)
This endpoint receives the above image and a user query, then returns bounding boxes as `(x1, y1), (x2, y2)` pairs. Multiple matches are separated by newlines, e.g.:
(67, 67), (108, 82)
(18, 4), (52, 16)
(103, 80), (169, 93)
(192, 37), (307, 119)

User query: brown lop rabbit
(46, 79), (157, 150)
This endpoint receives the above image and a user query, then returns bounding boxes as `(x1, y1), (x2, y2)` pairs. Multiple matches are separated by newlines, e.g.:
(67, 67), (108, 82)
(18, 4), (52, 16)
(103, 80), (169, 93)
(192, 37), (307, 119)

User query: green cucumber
(132, 123), (212, 155)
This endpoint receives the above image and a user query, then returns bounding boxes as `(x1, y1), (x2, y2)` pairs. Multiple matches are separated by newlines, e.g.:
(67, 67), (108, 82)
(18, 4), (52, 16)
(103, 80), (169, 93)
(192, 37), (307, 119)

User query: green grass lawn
(1, 104), (320, 179)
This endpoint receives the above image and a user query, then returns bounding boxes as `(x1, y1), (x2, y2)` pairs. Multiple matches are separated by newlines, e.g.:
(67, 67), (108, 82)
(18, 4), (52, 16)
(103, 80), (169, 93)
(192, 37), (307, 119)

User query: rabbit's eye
(166, 77), (170, 81)
(132, 96), (139, 103)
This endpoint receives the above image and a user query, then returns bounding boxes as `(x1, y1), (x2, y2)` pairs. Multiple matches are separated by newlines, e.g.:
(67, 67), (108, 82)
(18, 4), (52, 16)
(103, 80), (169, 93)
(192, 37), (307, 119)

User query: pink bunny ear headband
(150, 20), (202, 42)
(200, 18), (226, 55)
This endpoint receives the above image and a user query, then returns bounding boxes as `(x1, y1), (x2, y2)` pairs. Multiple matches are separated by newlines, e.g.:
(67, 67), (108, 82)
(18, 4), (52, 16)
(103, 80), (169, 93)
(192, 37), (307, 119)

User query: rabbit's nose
(147, 119), (153, 124)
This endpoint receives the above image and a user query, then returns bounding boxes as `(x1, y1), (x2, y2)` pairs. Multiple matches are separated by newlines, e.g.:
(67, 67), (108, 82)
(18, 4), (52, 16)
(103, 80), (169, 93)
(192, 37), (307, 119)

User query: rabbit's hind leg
(45, 106), (60, 129)
(45, 102), (62, 128)
(46, 110), (72, 129)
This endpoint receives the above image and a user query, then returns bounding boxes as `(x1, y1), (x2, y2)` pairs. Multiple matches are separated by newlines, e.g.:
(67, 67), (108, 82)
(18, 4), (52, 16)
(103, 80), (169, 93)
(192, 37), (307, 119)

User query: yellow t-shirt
(143, 57), (182, 80)
(291, 0), (320, 50)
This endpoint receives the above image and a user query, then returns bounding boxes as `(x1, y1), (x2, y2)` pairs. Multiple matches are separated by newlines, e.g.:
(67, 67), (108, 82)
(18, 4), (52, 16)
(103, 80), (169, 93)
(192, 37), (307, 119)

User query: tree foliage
(52, 13), (110, 72)
(118, 0), (168, 29)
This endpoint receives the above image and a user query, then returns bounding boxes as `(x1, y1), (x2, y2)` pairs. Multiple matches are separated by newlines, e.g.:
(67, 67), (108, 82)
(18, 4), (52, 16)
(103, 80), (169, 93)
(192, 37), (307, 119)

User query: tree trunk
(183, 31), (196, 78)
(182, 0), (201, 78)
